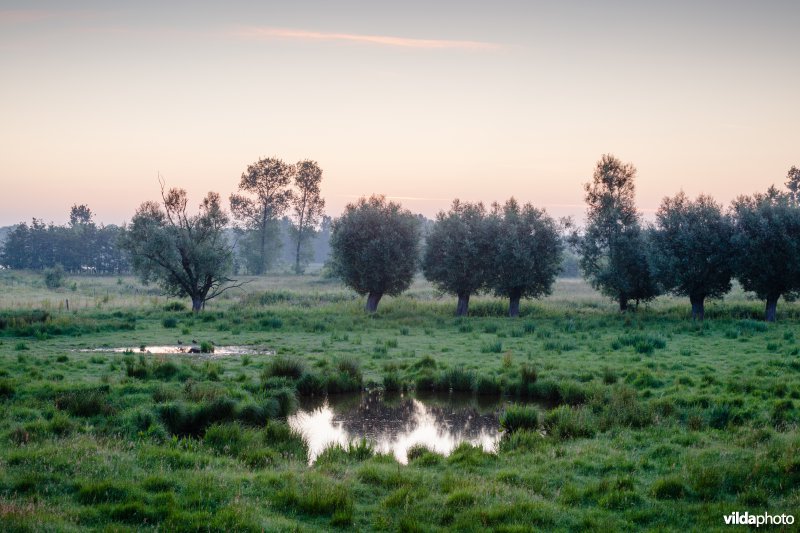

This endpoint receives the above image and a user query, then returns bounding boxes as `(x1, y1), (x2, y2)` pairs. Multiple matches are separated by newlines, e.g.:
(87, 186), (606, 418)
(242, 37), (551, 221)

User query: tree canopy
(120, 184), (238, 312)
(422, 200), (492, 316)
(489, 199), (563, 317)
(574, 154), (659, 311)
(330, 195), (421, 312)
(731, 186), (800, 321)
(290, 160), (325, 274)
(648, 192), (733, 320)
(230, 157), (294, 274)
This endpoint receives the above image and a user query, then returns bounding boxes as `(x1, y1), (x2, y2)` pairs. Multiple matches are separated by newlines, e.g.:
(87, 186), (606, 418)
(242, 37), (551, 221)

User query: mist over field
(1, 1), (799, 531)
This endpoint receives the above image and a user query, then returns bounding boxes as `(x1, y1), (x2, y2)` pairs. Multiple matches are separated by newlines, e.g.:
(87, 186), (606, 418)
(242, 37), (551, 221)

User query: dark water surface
(289, 391), (532, 464)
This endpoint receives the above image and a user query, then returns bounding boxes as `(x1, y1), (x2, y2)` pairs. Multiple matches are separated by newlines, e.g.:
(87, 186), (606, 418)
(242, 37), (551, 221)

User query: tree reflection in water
(289, 390), (508, 464)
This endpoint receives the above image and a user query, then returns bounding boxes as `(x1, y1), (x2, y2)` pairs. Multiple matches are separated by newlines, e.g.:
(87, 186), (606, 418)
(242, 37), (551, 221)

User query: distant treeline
(0, 206), (128, 274)
(0, 207), (333, 275)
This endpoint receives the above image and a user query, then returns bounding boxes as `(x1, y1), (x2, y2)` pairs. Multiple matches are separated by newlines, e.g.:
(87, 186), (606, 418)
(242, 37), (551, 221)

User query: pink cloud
(234, 27), (503, 50)
(0, 10), (59, 24)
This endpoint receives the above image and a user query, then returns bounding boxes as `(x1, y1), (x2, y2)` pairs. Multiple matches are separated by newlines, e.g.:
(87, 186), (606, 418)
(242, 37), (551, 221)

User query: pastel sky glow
(1, 1), (798, 226)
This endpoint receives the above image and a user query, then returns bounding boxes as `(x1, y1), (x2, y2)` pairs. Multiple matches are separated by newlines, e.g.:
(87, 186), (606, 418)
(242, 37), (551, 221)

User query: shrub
(414, 372), (439, 392)
(269, 388), (298, 417)
(383, 372), (402, 392)
(325, 371), (362, 394)
(558, 381), (588, 406)
(238, 402), (277, 426)
(204, 422), (249, 456)
(158, 397), (239, 437)
(264, 356), (306, 380)
(164, 301), (187, 312)
(0, 379), (15, 399)
(55, 387), (112, 417)
(543, 406), (596, 439)
(519, 363), (538, 385)
(259, 316), (283, 329)
(441, 366), (475, 392)
(481, 341), (503, 353)
(406, 443), (434, 461)
(272, 474), (354, 525)
(162, 317), (178, 328)
(527, 380), (561, 402)
(475, 375), (501, 395)
(199, 341), (214, 354)
(296, 372), (325, 396)
(651, 476), (688, 499)
(335, 357), (362, 381)
(771, 400), (796, 429)
(263, 421), (308, 462)
(44, 265), (65, 289)
(152, 361), (180, 380)
(500, 404), (541, 433)
(498, 429), (546, 453)
(76, 481), (131, 504)
(317, 439), (375, 464)
(411, 355), (437, 370)
(124, 355), (149, 379)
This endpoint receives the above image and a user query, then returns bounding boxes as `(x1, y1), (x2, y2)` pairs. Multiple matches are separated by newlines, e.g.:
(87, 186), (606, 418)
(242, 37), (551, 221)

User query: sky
(1, 0), (798, 226)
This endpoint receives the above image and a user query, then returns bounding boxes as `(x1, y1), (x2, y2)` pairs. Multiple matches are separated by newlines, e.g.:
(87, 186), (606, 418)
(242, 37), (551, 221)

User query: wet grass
(0, 271), (799, 530)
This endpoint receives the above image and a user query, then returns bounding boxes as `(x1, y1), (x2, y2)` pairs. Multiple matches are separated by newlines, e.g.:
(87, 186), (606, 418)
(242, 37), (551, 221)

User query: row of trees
(328, 158), (800, 322)
(0, 205), (129, 274)
(328, 196), (564, 317)
(0, 157), (329, 277)
(85, 151), (797, 322)
(572, 156), (800, 322)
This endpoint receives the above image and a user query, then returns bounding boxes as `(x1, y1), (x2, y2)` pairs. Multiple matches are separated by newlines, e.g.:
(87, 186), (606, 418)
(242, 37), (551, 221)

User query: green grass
(0, 270), (799, 530)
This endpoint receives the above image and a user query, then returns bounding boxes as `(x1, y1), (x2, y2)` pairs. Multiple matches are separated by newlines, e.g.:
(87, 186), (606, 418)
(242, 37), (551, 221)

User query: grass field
(1, 270), (799, 531)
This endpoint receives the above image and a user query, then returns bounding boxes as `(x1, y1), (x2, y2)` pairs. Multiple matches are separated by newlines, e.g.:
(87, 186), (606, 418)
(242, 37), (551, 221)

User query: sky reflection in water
(289, 391), (509, 464)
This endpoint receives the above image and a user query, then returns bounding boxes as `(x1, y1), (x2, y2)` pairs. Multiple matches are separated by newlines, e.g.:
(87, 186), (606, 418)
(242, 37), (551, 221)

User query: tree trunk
(295, 202), (307, 275)
(294, 234), (303, 275)
(508, 289), (522, 318)
(690, 294), (705, 321)
(365, 292), (383, 313)
(455, 292), (470, 317)
(618, 295), (628, 312)
(765, 295), (779, 322)
(191, 297), (204, 313)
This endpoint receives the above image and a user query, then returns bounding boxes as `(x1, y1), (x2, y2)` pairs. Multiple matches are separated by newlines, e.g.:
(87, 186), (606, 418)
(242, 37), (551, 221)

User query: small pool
(289, 391), (539, 464)
(77, 345), (274, 356)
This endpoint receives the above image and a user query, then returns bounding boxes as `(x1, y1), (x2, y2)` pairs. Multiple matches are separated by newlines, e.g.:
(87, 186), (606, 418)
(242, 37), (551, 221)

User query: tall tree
(731, 186), (800, 322)
(422, 200), (492, 316)
(573, 154), (659, 311)
(290, 160), (326, 274)
(69, 204), (94, 227)
(648, 193), (733, 320)
(489, 199), (563, 317)
(786, 165), (800, 204)
(229, 157), (294, 274)
(121, 183), (239, 312)
(330, 195), (421, 313)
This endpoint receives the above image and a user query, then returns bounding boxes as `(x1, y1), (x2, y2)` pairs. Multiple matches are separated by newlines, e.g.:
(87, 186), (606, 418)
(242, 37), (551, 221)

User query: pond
(77, 345), (274, 356)
(288, 391), (538, 464)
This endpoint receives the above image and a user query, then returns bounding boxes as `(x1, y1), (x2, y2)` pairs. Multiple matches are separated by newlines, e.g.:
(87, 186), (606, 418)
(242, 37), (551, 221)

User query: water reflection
(288, 391), (514, 464)
(78, 345), (274, 356)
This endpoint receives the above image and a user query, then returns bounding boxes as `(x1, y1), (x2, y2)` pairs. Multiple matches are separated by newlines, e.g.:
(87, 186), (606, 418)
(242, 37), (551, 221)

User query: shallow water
(78, 345), (274, 356)
(289, 391), (531, 464)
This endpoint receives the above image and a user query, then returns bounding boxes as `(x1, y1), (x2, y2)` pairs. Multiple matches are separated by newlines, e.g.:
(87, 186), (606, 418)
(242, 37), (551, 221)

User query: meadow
(0, 270), (798, 531)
